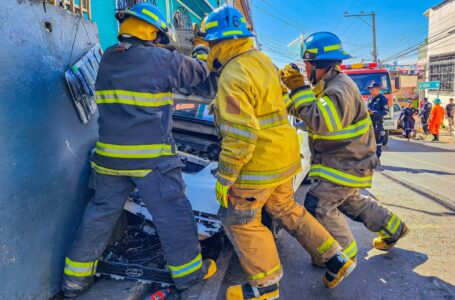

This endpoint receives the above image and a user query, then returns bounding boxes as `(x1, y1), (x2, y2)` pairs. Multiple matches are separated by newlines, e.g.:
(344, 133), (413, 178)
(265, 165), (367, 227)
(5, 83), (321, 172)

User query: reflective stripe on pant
(63, 161), (203, 291)
(219, 179), (340, 287)
(305, 179), (404, 260)
(373, 120), (384, 158)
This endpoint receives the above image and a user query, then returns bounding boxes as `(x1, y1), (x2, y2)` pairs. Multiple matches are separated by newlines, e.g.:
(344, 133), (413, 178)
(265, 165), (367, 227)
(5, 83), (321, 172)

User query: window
(173, 7), (192, 30)
(428, 52), (455, 95)
(347, 73), (392, 95)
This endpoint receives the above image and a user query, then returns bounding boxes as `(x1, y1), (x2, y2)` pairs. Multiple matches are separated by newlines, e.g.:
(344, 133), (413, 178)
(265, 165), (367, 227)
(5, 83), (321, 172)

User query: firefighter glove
(192, 45), (210, 61)
(280, 63), (306, 91)
(215, 180), (230, 208)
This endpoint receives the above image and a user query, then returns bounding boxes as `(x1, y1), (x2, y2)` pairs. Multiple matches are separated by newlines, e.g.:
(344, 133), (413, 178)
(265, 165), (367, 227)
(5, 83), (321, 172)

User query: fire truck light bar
(340, 62), (378, 70)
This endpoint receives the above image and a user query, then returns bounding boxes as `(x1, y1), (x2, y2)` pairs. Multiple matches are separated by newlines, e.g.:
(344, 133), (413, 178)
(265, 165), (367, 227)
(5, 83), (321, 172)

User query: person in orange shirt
(428, 98), (445, 142)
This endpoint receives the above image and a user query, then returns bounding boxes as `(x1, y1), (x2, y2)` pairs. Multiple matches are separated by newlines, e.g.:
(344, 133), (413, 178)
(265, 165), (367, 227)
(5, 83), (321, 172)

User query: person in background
(446, 98), (454, 132)
(429, 98), (445, 142)
(400, 100), (417, 140)
(419, 97), (432, 134)
(367, 82), (389, 163)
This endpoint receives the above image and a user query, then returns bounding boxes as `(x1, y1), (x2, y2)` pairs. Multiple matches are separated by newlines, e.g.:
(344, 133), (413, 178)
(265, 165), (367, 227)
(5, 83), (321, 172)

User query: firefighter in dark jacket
(420, 97), (432, 134)
(61, 3), (216, 297)
(367, 82), (389, 160)
(400, 100), (417, 140)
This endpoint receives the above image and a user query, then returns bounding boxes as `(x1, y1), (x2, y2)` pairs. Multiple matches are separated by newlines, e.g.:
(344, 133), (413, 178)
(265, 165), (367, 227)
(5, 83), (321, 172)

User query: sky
(252, 0), (443, 67)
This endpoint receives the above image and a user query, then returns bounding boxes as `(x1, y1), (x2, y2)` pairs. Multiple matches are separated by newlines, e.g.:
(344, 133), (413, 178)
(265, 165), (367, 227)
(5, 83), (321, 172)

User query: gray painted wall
(0, 2), (99, 298)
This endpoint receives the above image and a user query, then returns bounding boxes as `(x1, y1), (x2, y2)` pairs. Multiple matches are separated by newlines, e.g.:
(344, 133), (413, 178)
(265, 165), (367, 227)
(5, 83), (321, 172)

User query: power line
(258, 0), (314, 32)
(381, 26), (455, 63)
(253, 3), (306, 33)
(378, 14), (451, 58)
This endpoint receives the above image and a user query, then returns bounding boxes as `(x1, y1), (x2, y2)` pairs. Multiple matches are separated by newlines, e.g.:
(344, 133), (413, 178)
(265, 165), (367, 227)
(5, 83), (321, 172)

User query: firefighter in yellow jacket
(280, 32), (409, 266)
(204, 7), (355, 300)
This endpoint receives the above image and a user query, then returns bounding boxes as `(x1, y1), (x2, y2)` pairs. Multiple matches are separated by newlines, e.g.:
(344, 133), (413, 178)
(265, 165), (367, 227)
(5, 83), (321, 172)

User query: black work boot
(323, 252), (356, 288)
(226, 283), (279, 300)
(62, 275), (94, 298)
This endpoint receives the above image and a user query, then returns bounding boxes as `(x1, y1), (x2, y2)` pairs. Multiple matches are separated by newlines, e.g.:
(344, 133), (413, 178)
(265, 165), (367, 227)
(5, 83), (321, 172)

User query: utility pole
(344, 11), (378, 63)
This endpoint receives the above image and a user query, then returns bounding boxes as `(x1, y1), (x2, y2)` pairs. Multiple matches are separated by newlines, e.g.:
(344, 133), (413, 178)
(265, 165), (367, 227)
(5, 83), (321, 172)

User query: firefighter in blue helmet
(367, 82), (389, 161)
(400, 100), (418, 140)
(281, 31), (409, 270)
(61, 3), (216, 297)
(419, 97), (432, 134)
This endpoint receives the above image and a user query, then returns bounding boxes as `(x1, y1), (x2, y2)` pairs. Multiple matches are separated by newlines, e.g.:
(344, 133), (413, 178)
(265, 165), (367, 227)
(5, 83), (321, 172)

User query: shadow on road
(384, 138), (455, 153)
(382, 165), (455, 176)
(354, 248), (455, 299)
(376, 202), (455, 217)
(379, 171), (455, 213)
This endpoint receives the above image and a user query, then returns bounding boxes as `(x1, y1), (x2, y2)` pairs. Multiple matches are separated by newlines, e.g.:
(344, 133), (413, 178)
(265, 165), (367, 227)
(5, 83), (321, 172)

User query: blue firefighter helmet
(204, 5), (254, 42)
(302, 32), (351, 61)
(434, 98), (442, 104)
(115, 2), (173, 44)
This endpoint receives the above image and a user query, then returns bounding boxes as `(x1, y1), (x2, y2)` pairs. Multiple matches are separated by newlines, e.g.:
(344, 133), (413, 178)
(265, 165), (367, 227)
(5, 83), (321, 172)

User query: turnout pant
(448, 116), (454, 132)
(219, 179), (340, 287)
(372, 120), (385, 158)
(304, 179), (405, 262)
(63, 162), (205, 291)
(421, 116), (429, 134)
(430, 122), (442, 136)
(402, 119), (415, 139)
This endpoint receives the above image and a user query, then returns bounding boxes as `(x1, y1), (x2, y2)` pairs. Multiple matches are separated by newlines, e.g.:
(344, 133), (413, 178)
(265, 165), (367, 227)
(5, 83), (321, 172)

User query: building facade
(91, 0), (253, 49)
(423, 0), (455, 104)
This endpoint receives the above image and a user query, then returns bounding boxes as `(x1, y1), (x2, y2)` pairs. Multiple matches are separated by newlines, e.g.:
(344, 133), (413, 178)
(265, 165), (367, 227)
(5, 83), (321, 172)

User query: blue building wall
(0, 2), (99, 299)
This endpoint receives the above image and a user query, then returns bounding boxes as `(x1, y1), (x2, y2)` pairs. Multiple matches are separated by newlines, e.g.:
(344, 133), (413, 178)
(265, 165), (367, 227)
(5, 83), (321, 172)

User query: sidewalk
(394, 129), (454, 144)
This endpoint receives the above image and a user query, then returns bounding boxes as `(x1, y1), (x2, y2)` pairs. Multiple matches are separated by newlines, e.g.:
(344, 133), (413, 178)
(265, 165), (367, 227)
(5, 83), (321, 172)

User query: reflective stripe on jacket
(92, 39), (209, 174)
(213, 41), (301, 189)
(286, 68), (378, 188)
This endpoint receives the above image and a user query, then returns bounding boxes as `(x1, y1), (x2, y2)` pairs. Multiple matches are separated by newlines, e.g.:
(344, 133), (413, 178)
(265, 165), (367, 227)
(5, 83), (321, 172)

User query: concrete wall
(425, 0), (455, 104)
(427, 0), (455, 57)
(0, 1), (99, 298)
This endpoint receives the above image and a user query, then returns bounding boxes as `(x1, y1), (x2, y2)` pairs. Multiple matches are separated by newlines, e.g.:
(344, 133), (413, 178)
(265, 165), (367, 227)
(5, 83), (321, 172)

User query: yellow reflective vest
(212, 40), (301, 189)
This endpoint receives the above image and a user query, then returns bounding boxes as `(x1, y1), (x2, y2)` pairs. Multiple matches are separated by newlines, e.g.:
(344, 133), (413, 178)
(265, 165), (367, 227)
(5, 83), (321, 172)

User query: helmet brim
(204, 31), (255, 42)
(303, 51), (352, 61)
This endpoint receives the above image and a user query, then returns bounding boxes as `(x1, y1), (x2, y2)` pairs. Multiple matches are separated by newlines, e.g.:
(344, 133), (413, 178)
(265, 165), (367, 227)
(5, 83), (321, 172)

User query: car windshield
(173, 103), (214, 122)
(394, 104), (401, 112)
(348, 73), (391, 95)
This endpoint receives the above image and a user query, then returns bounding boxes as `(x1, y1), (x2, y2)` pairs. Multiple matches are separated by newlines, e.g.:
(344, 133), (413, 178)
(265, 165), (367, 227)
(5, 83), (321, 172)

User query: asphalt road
(214, 136), (455, 300)
(78, 137), (455, 300)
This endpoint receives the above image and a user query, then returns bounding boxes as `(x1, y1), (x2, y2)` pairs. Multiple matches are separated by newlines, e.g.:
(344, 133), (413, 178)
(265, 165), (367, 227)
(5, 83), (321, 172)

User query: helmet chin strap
(310, 64), (318, 85)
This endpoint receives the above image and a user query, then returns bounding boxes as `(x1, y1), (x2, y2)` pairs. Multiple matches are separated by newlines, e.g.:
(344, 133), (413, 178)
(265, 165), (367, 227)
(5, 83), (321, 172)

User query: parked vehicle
(394, 102), (403, 129)
(341, 63), (398, 145)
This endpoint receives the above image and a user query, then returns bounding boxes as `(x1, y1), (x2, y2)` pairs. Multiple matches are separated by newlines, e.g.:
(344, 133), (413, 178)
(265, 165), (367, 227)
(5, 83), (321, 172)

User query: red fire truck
(340, 62), (398, 145)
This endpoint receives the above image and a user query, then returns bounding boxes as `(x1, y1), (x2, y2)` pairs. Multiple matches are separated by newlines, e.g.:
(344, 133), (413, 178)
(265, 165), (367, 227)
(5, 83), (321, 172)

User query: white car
(124, 94), (312, 239)
(393, 103), (402, 129)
